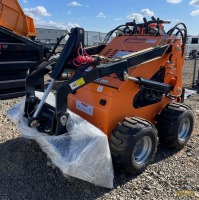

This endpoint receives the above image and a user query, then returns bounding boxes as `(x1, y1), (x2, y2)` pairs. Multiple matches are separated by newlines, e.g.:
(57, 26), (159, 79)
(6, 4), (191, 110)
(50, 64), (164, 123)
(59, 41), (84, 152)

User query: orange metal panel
(99, 35), (164, 57)
(1, 0), (24, 14)
(0, 0), (37, 37)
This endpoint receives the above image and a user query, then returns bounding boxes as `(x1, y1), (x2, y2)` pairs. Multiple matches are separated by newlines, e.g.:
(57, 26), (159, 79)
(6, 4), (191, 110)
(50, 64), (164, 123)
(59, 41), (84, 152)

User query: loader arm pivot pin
(124, 71), (139, 82)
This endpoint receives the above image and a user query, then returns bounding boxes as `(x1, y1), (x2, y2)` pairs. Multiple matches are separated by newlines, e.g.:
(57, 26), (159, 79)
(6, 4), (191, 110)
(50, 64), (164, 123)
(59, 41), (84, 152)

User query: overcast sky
(19, 0), (199, 35)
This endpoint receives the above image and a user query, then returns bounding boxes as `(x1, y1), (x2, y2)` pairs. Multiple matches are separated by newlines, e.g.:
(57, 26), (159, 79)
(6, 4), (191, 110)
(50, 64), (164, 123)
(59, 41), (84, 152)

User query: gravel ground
(0, 59), (199, 200)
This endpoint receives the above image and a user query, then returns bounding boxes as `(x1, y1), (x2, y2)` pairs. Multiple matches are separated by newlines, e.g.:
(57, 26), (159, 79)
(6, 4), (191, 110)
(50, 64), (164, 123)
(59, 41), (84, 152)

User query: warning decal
(69, 78), (85, 90)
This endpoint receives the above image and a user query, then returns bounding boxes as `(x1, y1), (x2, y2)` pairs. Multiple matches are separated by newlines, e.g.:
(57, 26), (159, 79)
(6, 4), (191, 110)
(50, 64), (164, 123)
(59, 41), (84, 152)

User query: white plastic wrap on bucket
(7, 92), (114, 188)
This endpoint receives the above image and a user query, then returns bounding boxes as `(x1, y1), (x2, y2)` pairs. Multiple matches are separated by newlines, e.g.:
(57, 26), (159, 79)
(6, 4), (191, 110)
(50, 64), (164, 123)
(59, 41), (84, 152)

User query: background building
(186, 35), (199, 55)
(35, 27), (109, 48)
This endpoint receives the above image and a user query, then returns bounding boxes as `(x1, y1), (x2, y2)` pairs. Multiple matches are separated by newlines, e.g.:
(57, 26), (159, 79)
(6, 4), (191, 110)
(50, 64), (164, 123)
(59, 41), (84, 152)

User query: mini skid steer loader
(22, 17), (194, 176)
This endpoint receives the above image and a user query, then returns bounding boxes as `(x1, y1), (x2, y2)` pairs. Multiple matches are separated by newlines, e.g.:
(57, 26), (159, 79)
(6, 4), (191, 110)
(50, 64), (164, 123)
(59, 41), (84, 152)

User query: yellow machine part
(0, 0), (37, 37)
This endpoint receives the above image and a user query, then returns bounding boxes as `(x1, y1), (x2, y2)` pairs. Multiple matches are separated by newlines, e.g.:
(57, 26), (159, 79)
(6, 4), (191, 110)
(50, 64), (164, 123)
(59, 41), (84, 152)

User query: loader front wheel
(110, 117), (158, 174)
(156, 103), (194, 149)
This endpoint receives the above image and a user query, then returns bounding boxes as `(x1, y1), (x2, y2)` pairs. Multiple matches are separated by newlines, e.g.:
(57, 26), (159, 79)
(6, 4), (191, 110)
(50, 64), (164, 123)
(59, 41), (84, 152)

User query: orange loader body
(68, 35), (184, 137)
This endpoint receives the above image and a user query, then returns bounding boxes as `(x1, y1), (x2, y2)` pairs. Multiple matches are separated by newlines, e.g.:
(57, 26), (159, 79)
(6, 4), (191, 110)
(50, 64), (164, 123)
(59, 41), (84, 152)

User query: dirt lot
(0, 59), (199, 200)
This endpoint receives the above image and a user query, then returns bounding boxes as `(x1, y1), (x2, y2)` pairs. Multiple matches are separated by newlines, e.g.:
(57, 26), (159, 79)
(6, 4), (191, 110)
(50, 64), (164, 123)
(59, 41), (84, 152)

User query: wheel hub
(178, 118), (190, 142)
(133, 136), (152, 165)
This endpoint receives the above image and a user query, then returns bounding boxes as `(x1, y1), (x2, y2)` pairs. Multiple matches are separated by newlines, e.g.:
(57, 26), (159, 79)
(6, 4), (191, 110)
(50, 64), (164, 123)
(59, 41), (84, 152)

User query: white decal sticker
(85, 67), (93, 72)
(146, 39), (157, 43)
(100, 79), (108, 84)
(95, 78), (108, 84)
(76, 101), (93, 116)
(97, 86), (103, 92)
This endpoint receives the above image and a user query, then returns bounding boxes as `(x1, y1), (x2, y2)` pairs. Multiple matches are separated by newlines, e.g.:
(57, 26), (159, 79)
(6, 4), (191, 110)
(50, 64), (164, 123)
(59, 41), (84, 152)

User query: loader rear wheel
(156, 103), (194, 149)
(110, 117), (158, 174)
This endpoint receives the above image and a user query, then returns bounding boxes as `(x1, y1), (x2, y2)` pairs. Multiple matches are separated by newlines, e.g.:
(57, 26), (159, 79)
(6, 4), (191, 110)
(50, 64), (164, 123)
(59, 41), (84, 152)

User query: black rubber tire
(156, 103), (194, 149)
(110, 117), (158, 175)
